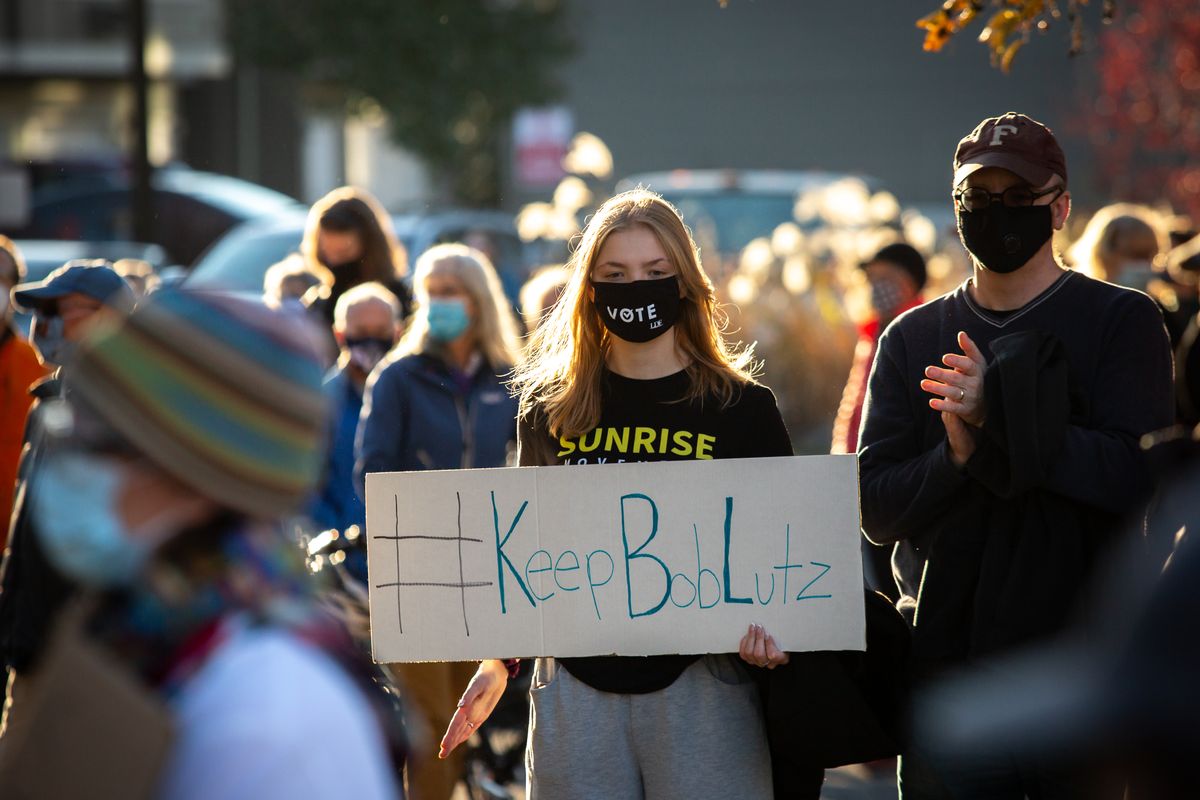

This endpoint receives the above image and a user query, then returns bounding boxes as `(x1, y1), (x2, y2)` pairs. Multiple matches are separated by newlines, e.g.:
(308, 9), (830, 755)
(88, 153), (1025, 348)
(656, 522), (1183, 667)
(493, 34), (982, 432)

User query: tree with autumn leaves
(917, 0), (1117, 71)
(917, 0), (1198, 222)
(1079, 1), (1200, 222)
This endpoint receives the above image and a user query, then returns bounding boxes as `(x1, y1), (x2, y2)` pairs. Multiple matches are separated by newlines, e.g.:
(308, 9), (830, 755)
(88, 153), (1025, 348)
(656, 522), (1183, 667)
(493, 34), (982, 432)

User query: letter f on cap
(990, 124), (1018, 146)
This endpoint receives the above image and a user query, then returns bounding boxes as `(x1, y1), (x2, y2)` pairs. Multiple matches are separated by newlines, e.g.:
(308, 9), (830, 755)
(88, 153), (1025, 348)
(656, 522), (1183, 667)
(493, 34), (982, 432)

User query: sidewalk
(453, 762), (899, 799)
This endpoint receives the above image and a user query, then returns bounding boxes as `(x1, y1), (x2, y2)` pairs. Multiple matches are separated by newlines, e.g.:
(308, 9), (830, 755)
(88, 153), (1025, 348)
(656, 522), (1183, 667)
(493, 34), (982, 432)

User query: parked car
(187, 209), (530, 301)
(183, 210), (308, 291)
(14, 239), (168, 285)
(9, 166), (302, 266)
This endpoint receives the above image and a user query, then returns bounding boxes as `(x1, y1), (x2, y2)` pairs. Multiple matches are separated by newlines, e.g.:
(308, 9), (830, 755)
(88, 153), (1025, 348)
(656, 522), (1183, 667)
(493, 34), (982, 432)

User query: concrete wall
(550, 0), (1100, 208)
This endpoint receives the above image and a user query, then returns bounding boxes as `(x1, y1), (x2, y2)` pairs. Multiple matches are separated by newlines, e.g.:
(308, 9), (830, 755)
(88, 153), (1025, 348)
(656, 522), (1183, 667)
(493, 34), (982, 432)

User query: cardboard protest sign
(366, 455), (864, 663)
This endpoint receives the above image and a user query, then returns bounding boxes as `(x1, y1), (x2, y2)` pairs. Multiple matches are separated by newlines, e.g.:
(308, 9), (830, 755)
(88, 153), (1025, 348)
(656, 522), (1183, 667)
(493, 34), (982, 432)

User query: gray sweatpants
(526, 655), (774, 800)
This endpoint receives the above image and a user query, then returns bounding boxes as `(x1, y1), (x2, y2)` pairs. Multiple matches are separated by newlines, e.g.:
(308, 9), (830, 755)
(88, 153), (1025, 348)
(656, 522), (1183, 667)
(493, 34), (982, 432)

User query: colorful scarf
(90, 517), (408, 772)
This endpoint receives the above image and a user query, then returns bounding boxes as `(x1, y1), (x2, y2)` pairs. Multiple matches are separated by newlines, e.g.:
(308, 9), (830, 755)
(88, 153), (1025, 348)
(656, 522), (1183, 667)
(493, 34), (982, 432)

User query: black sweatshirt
(858, 271), (1174, 678)
(518, 368), (793, 694)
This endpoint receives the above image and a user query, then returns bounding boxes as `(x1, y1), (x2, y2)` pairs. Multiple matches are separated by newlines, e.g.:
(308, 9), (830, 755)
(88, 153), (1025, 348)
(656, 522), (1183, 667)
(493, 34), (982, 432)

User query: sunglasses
(954, 184), (1063, 213)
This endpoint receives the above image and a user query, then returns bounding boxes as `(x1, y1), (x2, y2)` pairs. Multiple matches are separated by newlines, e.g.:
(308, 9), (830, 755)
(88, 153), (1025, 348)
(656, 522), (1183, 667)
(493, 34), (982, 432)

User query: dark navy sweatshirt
(858, 270), (1173, 676)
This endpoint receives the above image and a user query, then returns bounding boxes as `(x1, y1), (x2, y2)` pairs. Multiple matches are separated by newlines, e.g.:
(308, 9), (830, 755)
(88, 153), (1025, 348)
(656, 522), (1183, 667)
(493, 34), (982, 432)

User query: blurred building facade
(0, 0), (430, 217)
(529, 0), (1101, 211)
(1, 1), (1105, 218)
(0, 0), (225, 160)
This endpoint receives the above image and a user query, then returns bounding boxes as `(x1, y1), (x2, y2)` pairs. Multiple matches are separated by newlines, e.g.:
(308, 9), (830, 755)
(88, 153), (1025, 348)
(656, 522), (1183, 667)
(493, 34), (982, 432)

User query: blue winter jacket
(309, 367), (366, 532)
(355, 352), (518, 491)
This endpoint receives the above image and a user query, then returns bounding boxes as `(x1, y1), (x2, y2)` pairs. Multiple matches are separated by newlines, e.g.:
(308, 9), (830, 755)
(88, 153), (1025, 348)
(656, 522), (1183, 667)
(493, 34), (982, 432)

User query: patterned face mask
(870, 276), (906, 318)
(345, 337), (393, 373)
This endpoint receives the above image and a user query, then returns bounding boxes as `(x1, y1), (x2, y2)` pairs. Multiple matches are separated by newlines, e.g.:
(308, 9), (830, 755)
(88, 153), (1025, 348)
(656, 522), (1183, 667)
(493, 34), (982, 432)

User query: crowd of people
(0, 110), (1197, 800)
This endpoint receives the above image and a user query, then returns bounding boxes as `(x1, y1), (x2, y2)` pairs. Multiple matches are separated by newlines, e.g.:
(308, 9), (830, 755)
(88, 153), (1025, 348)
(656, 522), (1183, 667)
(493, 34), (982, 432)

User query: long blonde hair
(395, 243), (522, 370)
(511, 189), (758, 438)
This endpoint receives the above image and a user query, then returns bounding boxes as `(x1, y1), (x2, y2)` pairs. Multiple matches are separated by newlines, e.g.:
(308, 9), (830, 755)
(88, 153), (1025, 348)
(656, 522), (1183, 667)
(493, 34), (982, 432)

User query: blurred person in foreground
(308, 282), (403, 551)
(0, 260), (134, 730)
(831, 242), (926, 599)
(0, 289), (404, 798)
(857, 113), (1174, 799)
(917, 426), (1200, 799)
(302, 186), (412, 323)
(0, 238), (48, 547)
(356, 243), (521, 800)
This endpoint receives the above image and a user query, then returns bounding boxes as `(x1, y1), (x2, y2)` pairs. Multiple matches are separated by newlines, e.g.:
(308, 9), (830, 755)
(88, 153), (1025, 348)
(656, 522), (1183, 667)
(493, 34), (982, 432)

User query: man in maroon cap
(857, 113), (1174, 798)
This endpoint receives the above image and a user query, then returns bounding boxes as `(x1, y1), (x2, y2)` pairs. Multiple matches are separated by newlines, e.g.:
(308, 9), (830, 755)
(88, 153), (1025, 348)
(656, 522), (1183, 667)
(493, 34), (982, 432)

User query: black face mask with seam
(957, 203), (1054, 274)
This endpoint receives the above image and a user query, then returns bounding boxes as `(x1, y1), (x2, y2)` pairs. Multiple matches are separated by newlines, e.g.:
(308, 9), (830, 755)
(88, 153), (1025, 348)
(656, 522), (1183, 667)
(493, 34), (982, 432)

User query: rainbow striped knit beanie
(69, 290), (329, 518)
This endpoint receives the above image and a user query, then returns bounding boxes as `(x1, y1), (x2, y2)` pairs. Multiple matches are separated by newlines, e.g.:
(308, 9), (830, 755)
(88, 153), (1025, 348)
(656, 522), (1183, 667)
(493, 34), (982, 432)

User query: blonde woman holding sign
(439, 190), (802, 798)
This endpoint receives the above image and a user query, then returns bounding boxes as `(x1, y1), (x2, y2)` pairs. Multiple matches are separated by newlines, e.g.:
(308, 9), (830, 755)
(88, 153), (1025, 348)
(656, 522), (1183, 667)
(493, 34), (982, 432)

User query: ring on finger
(958, 387), (966, 402)
(465, 720), (476, 729)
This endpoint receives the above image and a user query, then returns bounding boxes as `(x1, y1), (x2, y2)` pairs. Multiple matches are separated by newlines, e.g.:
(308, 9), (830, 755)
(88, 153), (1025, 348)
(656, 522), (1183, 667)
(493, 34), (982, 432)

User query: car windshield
(661, 192), (797, 255)
(187, 213), (521, 298)
(187, 230), (304, 291)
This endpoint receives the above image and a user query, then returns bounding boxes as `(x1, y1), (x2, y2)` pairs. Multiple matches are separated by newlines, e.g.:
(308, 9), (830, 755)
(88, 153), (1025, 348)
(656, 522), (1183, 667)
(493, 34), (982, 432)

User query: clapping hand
(921, 331), (988, 467)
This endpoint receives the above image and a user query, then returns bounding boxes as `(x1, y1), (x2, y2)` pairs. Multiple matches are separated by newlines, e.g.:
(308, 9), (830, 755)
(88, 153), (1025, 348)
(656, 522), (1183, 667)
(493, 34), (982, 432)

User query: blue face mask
(32, 451), (152, 587)
(30, 315), (73, 366)
(426, 298), (470, 342)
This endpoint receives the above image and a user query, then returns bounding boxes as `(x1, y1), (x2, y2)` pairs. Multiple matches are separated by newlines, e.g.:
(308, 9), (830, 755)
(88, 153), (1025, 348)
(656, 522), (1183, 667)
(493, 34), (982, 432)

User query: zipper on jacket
(454, 394), (476, 469)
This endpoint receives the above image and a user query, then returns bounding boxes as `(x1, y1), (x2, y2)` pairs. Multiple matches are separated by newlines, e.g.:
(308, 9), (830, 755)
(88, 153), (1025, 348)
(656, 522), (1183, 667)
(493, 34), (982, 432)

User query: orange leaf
(1001, 38), (1025, 72)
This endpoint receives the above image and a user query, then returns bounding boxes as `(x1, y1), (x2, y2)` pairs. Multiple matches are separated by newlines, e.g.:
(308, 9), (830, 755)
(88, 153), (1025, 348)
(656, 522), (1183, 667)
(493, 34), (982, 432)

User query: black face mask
(591, 276), (682, 343)
(328, 259), (365, 287)
(957, 204), (1054, 274)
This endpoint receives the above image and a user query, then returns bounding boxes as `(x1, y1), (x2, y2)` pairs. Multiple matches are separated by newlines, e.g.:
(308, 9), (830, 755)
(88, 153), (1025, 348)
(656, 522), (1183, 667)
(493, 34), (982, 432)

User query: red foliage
(1078, 0), (1200, 220)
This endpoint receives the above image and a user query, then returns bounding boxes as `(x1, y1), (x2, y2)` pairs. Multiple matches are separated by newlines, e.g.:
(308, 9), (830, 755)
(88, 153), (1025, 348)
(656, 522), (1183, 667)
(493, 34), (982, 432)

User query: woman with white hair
(357, 242), (521, 477)
(355, 242), (521, 799)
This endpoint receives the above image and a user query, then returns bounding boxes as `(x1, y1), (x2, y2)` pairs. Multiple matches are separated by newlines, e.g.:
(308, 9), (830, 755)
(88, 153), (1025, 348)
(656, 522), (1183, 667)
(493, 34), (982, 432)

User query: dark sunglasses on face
(954, 184), (1064, 212)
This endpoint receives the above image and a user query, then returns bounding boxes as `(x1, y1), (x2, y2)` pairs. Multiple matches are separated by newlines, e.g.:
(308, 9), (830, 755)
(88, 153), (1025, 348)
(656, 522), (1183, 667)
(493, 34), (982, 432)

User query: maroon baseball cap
(953, 112), (1068, 188)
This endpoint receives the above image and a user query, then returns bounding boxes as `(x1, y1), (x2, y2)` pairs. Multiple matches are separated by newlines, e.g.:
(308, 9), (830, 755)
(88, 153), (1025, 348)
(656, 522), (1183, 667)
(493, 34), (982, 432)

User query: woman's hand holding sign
(439, 659), (509, 759)
(441, 621), (789, 758)
(739, 623), (790, 669)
